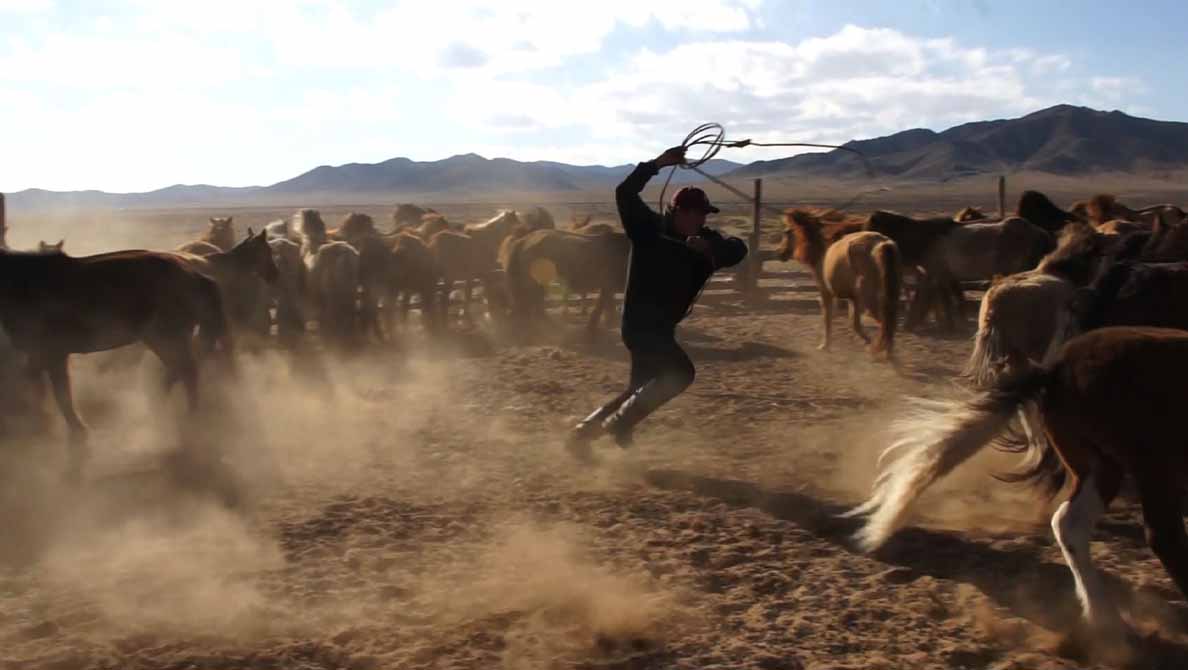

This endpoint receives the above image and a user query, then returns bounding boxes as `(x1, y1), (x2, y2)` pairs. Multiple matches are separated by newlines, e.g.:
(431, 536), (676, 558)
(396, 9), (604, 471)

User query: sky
(0, 0), (1183, 193)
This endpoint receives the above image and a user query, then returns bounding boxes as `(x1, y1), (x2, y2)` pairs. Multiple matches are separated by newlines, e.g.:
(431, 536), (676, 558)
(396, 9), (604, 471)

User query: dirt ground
(3, 285), (1188, 670)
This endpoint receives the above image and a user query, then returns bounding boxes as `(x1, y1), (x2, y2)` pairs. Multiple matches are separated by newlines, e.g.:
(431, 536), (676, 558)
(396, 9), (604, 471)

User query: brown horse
(862, 210), (961, 330)
(0, 247), (234, 464)
(503, 227), (630, 333)
(962, 223), (1119, 388)
(392, 203), (438, 229)
(427, 230), (497, 325)
(781, 210), (901, 358)
(268, 237), (305, 347)
(386, 232), (439, 332)
(846, 325), (1188, 640)
(178, 217), (236, 254)
(296, 209), (361, 348)
(174, 229), (279, 341)
(1084, 194), (1186, 228)
(1017, 190), (1083, 233)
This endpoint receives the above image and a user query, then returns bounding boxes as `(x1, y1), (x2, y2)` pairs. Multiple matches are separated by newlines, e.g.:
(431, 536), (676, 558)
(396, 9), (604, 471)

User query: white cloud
(0, 7), (1154, 192)
(1090, 76), (1145, 100)
(0, 0), (52, 13)
(444, 25), (1086, 164)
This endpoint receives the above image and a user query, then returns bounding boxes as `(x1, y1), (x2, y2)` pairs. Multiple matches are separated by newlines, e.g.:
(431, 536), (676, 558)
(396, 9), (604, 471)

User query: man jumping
(566, 145), (748, 460)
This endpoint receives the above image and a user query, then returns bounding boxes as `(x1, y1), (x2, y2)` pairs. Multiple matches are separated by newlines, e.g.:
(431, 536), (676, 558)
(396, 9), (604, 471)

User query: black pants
(581, 335), (696, 435)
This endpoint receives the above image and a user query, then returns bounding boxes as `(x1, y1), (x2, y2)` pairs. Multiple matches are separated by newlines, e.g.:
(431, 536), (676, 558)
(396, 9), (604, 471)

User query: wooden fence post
(749, 178), (762, 297)
(997, 175), (1006, 220)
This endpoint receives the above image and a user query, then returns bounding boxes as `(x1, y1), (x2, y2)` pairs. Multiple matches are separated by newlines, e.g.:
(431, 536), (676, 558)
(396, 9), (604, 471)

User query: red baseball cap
(671, 186), (720, 214)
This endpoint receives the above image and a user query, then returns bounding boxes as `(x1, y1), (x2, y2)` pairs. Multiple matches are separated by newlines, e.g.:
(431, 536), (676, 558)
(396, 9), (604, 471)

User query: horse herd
(817, 190), (1188, 644)
(0, 198), (636, 465)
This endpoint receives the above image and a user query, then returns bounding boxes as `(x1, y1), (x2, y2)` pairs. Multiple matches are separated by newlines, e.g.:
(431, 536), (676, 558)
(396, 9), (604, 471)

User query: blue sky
(0, 0), (1180, 192)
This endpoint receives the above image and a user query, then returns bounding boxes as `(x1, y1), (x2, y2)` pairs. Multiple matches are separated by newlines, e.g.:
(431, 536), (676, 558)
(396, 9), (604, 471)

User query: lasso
(658, 122), (885, 214)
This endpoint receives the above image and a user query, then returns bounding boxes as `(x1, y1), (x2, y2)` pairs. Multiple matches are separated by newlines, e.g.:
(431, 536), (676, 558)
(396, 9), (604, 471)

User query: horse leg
(817, 286), (835, 351)
(145, 335), (200, 411)
(849, 277), (870, 345)
(1051, 470), (1125, 630)
(1136, 470), (1188, 610)
(44, 354), (89, 473)
(463, 278), (473, 323)
(587, 287), (609, 335)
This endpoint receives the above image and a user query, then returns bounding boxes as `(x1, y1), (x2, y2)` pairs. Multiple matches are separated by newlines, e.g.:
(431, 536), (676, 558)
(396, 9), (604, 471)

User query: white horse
(295, 209), (360, 348)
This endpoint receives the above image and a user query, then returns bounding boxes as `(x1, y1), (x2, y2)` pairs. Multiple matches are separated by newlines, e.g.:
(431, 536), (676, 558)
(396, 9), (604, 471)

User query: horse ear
(247, 227), (255, 237)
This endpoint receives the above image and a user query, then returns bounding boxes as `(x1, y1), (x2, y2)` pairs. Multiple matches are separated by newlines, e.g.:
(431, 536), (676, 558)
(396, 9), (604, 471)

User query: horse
(178, 216), (236, 254)
(1084, 194), (1187, 229)
(38, 239), (64, 253)
(412, 213), (451, 239)
(862, 210), (962, 330)
(268, 237), (305, 347)
(962, 223), (1120, 388)
(427, 230), (497, 326)
(386, 232), (439, 333)
(174, 229), (279, 343)
(328, 212), (380, 242)
(516, 206), (556, 231)
(264, 218), (301, 243)
(1016, 190), (1083, 233)
(845, 325), (1188, 640)
(502, 227), (630, 335)
(917, 216), (1055, 329)
(296, 209), (361, 349)
(780, 210), (901, 358)
(0, 247), (234, 466)
(0, 192), (6, 250)
(392, 203), (438, 229)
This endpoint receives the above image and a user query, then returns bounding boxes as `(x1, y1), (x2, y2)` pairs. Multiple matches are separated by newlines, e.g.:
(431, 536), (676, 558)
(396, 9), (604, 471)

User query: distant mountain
(5, 155), (744, 210)
(727, 105), (1188, 180)
(8, 104), (1188, 210)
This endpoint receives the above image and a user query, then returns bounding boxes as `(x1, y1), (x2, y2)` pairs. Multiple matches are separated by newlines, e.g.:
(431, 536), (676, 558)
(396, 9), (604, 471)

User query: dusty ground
(3, 289), (1188, 670)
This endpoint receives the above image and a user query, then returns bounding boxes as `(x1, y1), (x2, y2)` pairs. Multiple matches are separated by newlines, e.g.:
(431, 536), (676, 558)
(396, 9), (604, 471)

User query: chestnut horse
(780, 209), (901, 358)
(846, 326), (1188, 639)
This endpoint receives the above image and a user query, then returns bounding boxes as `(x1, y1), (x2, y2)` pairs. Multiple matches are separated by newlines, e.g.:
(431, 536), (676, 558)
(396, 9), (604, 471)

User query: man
(566, 145), (748, 460)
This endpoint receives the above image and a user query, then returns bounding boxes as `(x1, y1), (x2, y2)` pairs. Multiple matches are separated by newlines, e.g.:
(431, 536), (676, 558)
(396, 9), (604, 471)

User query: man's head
(669, 186), (719, 236)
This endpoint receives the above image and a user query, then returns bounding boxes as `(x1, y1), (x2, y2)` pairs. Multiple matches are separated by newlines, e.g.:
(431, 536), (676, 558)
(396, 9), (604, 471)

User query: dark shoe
(602, 415), (635, 449)
(564, 410), (607, 463)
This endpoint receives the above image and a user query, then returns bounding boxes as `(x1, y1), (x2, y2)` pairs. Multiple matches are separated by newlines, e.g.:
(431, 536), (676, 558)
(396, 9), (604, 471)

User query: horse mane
(954, 206), (987, 222)
(1037, 223), (1113, 284)
(335, 212), (377, 238)
(782, 209), (828, 267)
(1017, 190), (1078, 232)
(1087, 194), (1119, 225)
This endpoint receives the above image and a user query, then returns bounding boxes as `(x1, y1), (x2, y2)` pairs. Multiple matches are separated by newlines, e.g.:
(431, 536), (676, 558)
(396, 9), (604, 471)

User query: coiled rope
(657, 122), (885, 215)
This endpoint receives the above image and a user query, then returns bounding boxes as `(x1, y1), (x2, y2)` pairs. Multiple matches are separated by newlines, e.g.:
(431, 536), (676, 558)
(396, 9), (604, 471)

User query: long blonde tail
(841, 367), (1049, 551)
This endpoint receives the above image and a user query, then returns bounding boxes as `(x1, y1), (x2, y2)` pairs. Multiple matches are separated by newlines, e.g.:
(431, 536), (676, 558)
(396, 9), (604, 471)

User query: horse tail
(841, 364), (1052, 552)
(873, 240), (900, 356)
(961, 286), (1010, 388)
(195, 274), (235, 373)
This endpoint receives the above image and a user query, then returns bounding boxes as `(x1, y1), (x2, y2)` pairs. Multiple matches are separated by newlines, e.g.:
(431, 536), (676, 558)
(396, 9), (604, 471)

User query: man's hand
(685, 235), (713, 263)
(654, 146), (687, 168)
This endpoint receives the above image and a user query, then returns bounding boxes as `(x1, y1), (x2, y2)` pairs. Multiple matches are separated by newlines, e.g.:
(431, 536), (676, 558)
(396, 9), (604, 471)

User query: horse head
(230, 227), (280, 284)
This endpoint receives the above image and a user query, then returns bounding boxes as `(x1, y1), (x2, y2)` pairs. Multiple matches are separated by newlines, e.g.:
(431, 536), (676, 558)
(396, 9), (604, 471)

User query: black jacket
(615, 160), (748, 344)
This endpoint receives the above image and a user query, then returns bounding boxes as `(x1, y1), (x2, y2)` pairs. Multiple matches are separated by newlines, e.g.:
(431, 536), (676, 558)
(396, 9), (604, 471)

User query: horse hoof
(817, 343), (829, 351)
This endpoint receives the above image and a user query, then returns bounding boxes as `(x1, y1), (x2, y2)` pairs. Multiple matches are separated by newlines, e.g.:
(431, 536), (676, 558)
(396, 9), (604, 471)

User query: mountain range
(8, 104), (1188, 210)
